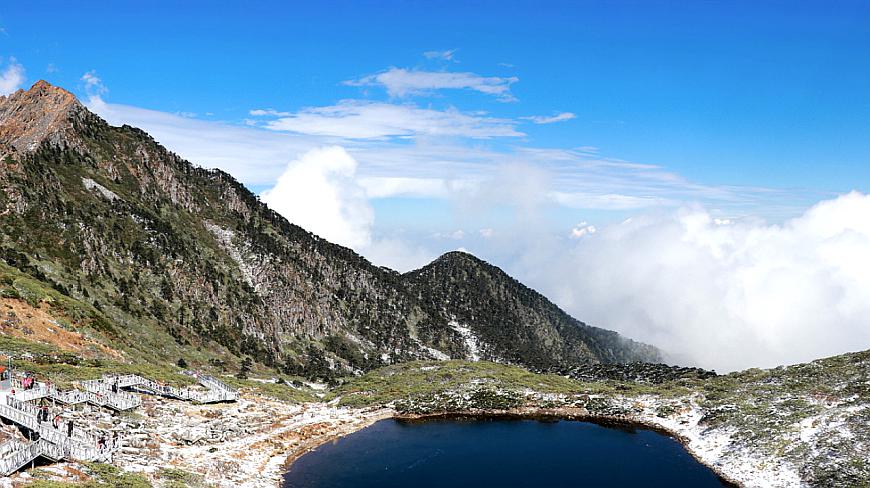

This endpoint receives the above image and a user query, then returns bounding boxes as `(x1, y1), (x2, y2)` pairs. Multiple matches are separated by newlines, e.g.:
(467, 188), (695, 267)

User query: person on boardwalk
(53, 414), (62, 429)
(112, 380), (119, 394)
(67, 419), (74, 438)
(112, 431), (119, 448)
(98, 435), (106, 450)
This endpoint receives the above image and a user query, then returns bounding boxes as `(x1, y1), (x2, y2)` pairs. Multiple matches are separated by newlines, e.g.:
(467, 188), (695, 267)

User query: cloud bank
(261, 146), (374, 250)
(258, 146), (438, 271)
(514, 192), (870, 372)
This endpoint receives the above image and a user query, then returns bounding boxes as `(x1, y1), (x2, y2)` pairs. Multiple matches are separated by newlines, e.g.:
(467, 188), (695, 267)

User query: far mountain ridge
(0, 80), (661, 378)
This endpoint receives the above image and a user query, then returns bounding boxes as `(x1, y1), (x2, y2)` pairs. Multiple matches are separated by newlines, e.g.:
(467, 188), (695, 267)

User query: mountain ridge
(0, 80), (661, 378)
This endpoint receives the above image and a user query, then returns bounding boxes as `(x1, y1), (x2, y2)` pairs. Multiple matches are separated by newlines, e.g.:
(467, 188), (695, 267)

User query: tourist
(112, 431), (119, 448)
(67, 419), (74, 438)
(98, 435), (106, 450)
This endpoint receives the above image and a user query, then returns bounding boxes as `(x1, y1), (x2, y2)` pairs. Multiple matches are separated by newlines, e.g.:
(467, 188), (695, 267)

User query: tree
(237, 356), (252, 380)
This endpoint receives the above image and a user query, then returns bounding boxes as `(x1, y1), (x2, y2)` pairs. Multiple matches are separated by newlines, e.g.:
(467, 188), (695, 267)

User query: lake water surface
(283, 418), (730, 488)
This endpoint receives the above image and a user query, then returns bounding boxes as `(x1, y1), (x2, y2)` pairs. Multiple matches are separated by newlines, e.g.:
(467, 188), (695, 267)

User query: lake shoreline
(279, 406), (744, 488)
(395, 408), (743, 487)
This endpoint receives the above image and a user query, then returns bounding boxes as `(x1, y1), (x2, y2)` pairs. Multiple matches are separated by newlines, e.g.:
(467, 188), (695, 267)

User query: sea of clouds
(517, 192), (870, 372)
(260, 147), (870, 372)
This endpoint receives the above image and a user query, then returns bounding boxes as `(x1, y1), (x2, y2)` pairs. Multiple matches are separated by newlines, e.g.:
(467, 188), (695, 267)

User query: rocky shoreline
(276, 402), (790, 488)
(276, 407), (767, 488)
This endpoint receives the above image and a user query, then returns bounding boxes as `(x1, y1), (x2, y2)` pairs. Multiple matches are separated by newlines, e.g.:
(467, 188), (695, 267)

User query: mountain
(0, 80), (661, 378)
(404, 251), (659, 368)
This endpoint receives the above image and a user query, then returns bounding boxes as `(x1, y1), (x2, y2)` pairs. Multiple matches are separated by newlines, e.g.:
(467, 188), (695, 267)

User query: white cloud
(509, 192), (870, 372)
(423, 49), (458, 61)
(345, 68), (518, 101)
(479, 228), (494, 238)
(569, 222), (596, 238)
(358, 176), (481, 199)
(78, 74), (799, 217)
(83, 79), (807, 220)
(81, 70), (107, 97)
(521, 112), (576, 124)
(551, 191), (675, 210)
(249, 108), (291, 117)
(359, 176), (450, 199)
(87, 93), (803, 217)
(432, 229), (466, 240)
(260, 146), (374, 249)
(0, 57), (25, 95)
(256, 100), (523, 140)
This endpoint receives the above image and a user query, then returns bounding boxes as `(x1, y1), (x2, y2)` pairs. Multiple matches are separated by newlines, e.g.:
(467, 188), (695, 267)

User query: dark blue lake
(283, 418), (730, 488)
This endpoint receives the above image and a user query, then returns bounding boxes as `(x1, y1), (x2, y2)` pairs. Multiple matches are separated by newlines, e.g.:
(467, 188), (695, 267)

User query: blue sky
(3, 0), (870, 256)
(3, 1), (870, 369)
(4, 1), (869, 194)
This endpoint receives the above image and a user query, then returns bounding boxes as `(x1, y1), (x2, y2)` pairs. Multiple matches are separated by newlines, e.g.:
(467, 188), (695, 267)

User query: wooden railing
(0, 396), (112, 463)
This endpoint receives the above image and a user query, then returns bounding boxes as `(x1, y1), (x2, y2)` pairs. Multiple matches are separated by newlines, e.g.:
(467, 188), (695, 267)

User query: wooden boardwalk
(0, 370), (238, 476)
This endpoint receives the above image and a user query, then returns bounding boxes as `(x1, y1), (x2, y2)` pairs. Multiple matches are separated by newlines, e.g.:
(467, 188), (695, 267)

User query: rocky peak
(0, 80), (86, 155)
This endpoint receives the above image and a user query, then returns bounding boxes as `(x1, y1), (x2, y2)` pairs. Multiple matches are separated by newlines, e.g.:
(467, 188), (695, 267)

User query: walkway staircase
(97, 373), (239, 404)
(0, 395), (114, 475)
(11, 378), (142, 412)
(0, 370), (237, 475)
(0, 439), (64, 476)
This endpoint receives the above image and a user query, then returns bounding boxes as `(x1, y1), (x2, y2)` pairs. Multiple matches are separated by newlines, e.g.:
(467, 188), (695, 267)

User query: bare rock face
(0, 81), (662, 378)
(0, 80), (87, 155)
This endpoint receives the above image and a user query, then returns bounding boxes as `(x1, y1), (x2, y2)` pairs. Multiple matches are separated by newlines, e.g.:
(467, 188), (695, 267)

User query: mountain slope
(0, 80), (660, 378)
(405, 251), (660, 369)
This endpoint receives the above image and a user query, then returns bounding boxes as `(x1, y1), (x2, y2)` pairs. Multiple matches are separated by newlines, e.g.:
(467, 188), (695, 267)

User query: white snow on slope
(450, 320), (481, 361)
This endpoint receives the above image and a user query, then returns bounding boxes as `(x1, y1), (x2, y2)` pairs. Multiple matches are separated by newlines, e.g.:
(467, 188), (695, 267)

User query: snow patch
(82, 177), (119, 201)
(449, 321), (481, 361)
(420, 345), (450, 361)
(205, 222), (259, 291)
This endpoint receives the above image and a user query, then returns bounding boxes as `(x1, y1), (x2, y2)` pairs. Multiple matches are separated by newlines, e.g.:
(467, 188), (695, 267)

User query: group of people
(96, 432), (119, 451)
(36, 404), (63, 429)
(34, 401), (75, 437)
(21, 375), (37, 390)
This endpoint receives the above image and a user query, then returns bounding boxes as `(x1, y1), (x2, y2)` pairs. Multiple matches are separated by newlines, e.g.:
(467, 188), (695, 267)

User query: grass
(328, 359), (693, 408)
(0, 261), (114, 336)
(26, 464), (216, 488)
(27, 463), (151, 488)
